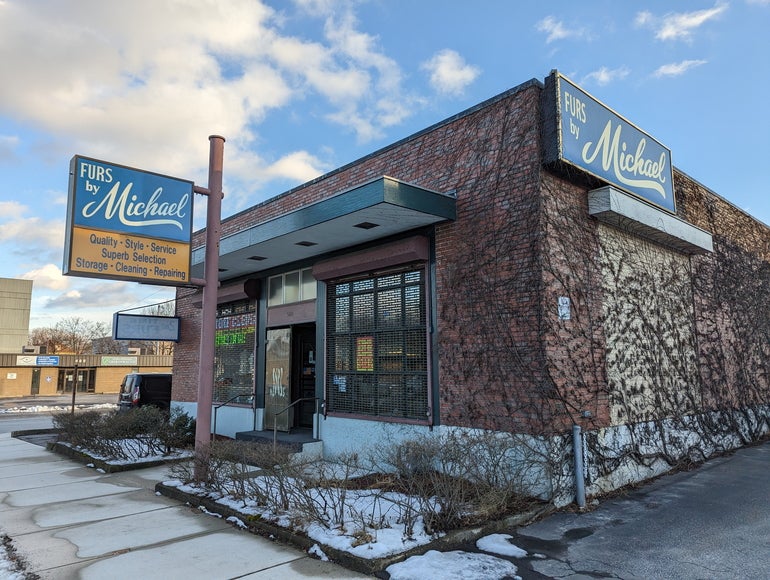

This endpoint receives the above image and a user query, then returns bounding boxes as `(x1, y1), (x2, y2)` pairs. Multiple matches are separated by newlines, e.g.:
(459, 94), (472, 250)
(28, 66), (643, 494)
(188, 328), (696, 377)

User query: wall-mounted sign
(100, 355), (138, 366)
(113, 313), (181, 342)
(64, 156), (194, 285)
(16, 355), (60, 366)
(544, 71), (675, 213)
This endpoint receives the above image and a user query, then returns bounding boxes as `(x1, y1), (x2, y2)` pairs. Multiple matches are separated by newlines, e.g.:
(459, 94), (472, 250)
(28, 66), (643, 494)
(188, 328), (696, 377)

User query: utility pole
(193, 136), (224, 477)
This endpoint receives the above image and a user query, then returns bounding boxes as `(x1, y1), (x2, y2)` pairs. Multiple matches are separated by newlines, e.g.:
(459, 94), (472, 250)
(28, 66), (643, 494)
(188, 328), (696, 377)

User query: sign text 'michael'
(64, 156), (194, 286)
(553, 72), (675, 213)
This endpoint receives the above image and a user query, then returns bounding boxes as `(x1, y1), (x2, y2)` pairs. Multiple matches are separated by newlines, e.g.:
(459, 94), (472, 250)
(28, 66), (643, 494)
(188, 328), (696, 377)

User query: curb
(154, 481), (553, 576)
(46, 441), (183, 474)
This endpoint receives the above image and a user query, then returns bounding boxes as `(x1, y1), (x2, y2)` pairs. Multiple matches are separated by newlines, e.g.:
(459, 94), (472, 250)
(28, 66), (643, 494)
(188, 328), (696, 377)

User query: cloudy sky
(0, 0), (768, 331)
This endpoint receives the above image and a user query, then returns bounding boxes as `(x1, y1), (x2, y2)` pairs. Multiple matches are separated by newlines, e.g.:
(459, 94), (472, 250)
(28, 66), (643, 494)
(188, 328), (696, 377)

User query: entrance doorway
(57, 368), (95, 393)
(293, 324), (316, 429)
(31, 368), (40, 395)
(264, 324), (316, 431)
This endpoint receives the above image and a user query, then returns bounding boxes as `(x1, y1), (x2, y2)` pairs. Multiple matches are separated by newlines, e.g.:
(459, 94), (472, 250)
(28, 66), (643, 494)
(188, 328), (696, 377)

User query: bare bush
(371, 430), (539, 534)
(54, 406), (195, 461)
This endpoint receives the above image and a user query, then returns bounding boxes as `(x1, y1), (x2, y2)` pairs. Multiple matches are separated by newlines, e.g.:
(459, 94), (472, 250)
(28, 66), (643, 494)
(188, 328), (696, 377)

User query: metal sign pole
(193, 135), (224, 476)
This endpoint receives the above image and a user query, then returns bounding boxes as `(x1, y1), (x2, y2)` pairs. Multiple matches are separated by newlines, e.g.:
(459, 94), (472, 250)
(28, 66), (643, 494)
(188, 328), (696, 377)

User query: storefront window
(268, 268), (317, 306)
(214, 300), (256, 403)
(326, 267), (428, 421)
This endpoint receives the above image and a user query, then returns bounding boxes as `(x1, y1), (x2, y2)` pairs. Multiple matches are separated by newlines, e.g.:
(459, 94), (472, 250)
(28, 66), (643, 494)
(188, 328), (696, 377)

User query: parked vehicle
(117, 373), (172, 412)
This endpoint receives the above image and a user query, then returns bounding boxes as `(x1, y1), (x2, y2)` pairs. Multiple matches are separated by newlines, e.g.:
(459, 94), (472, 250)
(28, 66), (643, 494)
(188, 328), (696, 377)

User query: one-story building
(0, 353), (173, 397)
(172, 71), (770, 504)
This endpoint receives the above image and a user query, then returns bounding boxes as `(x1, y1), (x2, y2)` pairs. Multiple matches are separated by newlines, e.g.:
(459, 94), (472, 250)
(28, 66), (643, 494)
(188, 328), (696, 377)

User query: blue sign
(69, 156), (194, 243)
(37, 356), (60, 366)
(64, 156), (194, 285)
(554, 73), (675, 213)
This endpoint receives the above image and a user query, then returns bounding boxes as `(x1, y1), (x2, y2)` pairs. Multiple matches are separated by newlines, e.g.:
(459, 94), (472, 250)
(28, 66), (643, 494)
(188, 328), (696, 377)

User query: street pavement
(0, 433), (367, 579)
(507, 439), (770, 579)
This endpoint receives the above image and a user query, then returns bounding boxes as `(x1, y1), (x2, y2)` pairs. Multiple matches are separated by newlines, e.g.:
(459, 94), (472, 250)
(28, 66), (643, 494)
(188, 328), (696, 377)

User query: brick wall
(175, 81), (550, 430)
(175, 78), (770, 438)
(677, 173), (770, 410)
(538, 171), (610, 432)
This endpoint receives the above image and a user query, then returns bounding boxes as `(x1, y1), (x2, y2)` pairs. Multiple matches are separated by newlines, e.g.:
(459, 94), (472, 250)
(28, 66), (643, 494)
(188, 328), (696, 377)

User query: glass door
(264, 328), (291, 431)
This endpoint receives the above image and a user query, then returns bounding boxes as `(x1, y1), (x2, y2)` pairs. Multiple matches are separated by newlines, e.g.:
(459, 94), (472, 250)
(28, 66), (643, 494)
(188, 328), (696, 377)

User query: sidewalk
(0, 433), (368, 579)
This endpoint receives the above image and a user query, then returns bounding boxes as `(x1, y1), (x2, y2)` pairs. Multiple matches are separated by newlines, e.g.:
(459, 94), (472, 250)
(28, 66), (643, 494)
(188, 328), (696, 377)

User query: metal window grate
(326, 267), (428, 420)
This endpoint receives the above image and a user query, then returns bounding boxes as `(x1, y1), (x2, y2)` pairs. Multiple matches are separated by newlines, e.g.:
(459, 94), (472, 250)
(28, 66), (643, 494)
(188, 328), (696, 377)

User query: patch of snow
(211, 483), (441, 560)
(308, 544), (329, 561)
(227, 516), (247, 529)
(0, 403), (117, 414)
(387, 550), (519, 580)
(198, 505), (222, 518)
(0, 539), (26, 580)
(476, 533), (528, 558)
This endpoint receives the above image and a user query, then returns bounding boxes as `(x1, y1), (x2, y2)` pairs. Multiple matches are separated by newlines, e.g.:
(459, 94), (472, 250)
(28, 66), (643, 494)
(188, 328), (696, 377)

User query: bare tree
(29, 317), (110, 355)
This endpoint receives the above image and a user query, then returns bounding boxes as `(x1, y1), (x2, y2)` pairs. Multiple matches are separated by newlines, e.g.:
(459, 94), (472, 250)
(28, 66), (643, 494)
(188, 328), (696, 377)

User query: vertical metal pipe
(70, 363), (78, 414)
(194, 136), (224, 472)
(573, 424), (586, 508)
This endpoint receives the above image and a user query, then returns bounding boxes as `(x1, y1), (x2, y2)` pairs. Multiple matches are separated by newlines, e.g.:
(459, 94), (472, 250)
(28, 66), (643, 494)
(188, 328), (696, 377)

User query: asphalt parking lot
(507, 439), (770, 579)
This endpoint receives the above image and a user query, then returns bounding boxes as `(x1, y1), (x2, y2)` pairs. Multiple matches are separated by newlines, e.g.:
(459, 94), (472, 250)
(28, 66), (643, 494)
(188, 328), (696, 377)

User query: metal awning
(191, 176), (456, 281)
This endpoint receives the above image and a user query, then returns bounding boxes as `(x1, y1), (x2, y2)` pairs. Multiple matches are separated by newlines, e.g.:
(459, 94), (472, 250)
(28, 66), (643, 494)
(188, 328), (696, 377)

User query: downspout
(572, 424), (586, 509)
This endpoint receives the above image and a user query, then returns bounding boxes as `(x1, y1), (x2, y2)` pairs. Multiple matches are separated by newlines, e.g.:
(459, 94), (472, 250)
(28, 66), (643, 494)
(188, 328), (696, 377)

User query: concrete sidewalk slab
(0, 467), (103, 494)
(4, 478), (139, 508)
(0, 438), (63, 461)
(0, 458), (74, 479)
(0, 433), (368, 580)
(75, 531), (332, 580)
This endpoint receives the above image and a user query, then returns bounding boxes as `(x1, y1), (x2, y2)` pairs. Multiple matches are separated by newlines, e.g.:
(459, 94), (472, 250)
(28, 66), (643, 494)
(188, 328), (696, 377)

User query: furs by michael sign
(544, 71), (675, 213)
(64, 156), (194, 285)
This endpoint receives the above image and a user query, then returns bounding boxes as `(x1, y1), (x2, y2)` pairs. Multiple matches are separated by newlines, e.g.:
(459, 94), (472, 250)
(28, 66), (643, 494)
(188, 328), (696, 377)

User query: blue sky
(0, 0), (768, 331)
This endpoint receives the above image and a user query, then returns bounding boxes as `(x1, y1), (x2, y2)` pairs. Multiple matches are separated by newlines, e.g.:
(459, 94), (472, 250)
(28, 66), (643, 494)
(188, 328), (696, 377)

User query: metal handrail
(272, 397), (320, 450)
(212, 393), (254, 440)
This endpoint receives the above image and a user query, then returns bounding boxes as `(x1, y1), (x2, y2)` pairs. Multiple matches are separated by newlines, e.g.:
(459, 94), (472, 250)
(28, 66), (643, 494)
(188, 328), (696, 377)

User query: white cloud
(43, 280), (139, 311)
(421, 49), (481, 96)
(635, 2), (728, 41)
(263, 151), (327, 182)
(0, 0), (417, 194)
(20, 263), (69, 291)
(0, 200), (26, 219)
(0, 205), (64, 259)
(581, 66), (631, 86)
(536, 16), (589, 43)
(0, 134), (19, 160)
(654, 59), (708, 77)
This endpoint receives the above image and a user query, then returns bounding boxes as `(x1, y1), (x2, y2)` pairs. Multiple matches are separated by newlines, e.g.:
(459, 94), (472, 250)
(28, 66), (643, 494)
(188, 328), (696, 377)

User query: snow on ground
(0, 540), (26, 580)
(0, 403), (117, 414)
(385, 534), (531, 580)
(166, 479), (441, 560)
(386, 550), (521, 580)
(165, 477), (535, 571)
(476, 533), (528, 558)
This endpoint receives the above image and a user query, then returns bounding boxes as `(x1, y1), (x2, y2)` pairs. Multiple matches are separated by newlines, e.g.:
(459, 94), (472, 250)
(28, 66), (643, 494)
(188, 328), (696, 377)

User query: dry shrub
(53, 406), (195, 461)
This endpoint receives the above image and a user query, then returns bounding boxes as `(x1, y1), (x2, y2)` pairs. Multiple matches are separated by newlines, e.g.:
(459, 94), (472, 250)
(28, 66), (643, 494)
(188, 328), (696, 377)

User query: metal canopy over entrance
(190, 176), (457, 281)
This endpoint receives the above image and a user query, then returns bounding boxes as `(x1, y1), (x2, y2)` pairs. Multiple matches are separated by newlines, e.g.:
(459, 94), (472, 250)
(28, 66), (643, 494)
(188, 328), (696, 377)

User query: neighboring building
(172, 71), (770, 505)
(0, 277), (173, 398)
(0, 277), (32, 353)
(0, 353), (173, 398)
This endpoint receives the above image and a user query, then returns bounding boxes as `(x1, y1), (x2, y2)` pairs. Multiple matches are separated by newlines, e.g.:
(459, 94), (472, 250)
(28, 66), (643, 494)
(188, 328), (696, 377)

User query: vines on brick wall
(435, 96), (770, 499)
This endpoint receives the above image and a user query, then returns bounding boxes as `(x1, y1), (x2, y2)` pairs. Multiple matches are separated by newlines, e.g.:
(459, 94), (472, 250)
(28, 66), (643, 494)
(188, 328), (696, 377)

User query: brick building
(173, 71), (770, 503)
